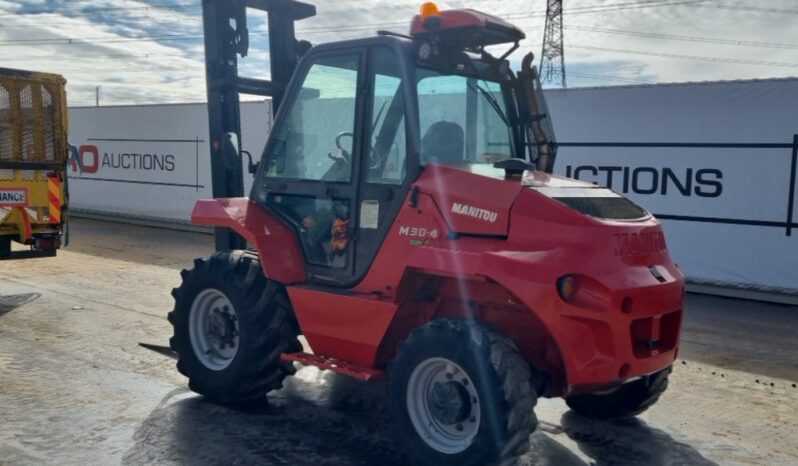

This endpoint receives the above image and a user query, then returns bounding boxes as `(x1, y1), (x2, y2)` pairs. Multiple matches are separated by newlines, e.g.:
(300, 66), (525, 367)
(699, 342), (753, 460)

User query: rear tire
(168, 250), (301, 404)
(0, 237), (10, 257)
(389, 319), (537, 466)
(565, 366), (671, 419)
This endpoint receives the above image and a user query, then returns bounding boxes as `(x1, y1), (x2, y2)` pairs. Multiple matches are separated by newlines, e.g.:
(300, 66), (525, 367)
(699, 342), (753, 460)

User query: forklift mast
(201, 0), (315, 251)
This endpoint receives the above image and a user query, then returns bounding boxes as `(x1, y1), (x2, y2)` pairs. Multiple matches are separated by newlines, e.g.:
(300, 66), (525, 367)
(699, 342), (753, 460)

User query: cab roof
(409, 8), (525, 51)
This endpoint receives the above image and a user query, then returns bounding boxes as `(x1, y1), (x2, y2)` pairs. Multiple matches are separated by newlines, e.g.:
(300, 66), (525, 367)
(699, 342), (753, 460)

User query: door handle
(263, 182), (287, 191)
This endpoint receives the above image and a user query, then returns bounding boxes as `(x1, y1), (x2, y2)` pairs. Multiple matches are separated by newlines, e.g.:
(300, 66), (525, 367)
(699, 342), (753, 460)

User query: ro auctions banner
(68, 101), (272, 222)
(546, 78), (798, 291)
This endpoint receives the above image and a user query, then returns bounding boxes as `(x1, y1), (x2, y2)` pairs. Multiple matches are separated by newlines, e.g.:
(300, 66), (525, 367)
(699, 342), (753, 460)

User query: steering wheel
(332, 131), (383, 172)
(332, 132), (354, 165)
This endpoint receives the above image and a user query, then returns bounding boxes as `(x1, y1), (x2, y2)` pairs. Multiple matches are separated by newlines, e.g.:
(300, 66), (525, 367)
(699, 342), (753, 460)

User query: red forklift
(167, 2), (683, 464)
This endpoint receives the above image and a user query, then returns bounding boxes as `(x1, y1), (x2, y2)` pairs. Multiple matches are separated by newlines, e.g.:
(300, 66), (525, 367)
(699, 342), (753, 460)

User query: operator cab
(253, 2), (555, 285)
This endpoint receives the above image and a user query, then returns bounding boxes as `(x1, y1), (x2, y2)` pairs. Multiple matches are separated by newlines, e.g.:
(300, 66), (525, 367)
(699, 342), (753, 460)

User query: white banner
(68, 101), (272, 222)
(556, 148), (790, 222)
(546, 78), (798, 291)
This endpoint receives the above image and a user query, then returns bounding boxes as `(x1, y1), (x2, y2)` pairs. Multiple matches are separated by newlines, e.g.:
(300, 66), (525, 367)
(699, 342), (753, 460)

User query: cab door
(256, 50), (366, 283)
(351, 43), (415, 284)
(254, 41), (414, 286)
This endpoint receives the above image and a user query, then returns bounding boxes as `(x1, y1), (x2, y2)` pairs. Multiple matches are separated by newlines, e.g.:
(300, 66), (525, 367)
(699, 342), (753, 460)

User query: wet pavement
(1, 218), (797, 466)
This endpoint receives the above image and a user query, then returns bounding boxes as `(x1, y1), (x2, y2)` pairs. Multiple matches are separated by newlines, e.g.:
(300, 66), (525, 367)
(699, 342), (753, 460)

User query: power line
(34, 40), (796, 79)
(2, 0), (689, 17)
(566, 25), (798, 50)
(0, 18), (434, 46)
(568, 71), (654, 85)
(331, 0), (710, 19)
(698, 4), (798, 15)
(0, 0), (706, 47)
(0, 2), (197, 17)
(562, 0), (711, 15)
(0, 31), (206, 46)
(571, 44), (798, 68)
(0, 52), (196, 62)
(0, 17), (199, 28)
(0, 0), (706, 27)
(2, 2), (792, 76)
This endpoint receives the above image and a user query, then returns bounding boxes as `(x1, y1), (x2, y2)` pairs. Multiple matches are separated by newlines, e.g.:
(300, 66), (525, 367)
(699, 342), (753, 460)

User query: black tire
(389, 319), (537, 466)
(168, 250), (301, 404)
(565, 366), (672, 419)
(0, 237), (10, 258)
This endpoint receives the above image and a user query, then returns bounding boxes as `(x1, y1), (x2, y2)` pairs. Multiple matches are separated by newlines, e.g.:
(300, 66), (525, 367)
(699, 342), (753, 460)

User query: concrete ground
(1, 218), (797, 466)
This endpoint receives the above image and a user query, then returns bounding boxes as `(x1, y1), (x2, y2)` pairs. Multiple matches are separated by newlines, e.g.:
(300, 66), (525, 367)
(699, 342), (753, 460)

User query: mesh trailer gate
(0, 67), (68, 259)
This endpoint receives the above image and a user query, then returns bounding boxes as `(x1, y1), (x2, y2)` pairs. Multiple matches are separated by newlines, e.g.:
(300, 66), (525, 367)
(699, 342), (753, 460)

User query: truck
(164, 2), (684, 465)
(0, 67), (69, 259)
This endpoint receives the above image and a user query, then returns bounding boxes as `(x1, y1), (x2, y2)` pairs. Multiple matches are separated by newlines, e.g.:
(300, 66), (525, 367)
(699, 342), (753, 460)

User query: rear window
(532, 187), (649, 221)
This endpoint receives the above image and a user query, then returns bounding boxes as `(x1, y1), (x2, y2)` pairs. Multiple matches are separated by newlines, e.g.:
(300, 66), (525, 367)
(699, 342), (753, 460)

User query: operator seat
(421, 121), (465, 165)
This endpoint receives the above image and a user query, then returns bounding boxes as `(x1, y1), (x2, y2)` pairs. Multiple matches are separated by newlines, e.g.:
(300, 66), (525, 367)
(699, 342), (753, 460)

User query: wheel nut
(469, 416), (476, 423)
(456, 423), (464, 431)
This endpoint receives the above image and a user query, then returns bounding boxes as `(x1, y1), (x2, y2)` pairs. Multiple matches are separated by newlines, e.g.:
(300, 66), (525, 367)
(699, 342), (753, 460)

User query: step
(281, 352), (386, 382)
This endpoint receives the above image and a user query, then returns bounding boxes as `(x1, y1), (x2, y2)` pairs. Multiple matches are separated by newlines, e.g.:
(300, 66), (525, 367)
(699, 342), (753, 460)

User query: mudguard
(192, 197), (307, 284)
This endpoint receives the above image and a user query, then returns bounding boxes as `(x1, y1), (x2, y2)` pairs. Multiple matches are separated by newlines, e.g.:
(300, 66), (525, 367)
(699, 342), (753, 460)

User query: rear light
(557, 275), (578, 302)
(556, 274), (613, 311)
(34, 237), (59, 250)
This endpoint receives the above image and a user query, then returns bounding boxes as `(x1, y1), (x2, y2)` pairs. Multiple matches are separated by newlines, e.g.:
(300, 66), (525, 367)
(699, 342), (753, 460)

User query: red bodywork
(192, 165), (684, 396)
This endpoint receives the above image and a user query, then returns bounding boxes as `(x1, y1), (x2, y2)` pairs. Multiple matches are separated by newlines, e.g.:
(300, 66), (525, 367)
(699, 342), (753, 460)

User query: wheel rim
(188, 288), (239, 371)
(406, 357), (481, 454)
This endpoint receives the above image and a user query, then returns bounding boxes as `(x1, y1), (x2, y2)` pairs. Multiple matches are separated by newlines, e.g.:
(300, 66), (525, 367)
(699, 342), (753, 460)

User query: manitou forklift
(167, 2), (683, 464)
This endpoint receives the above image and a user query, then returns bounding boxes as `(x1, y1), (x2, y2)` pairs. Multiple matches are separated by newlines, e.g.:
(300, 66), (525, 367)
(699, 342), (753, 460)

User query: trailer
(0, 67), (69, 259)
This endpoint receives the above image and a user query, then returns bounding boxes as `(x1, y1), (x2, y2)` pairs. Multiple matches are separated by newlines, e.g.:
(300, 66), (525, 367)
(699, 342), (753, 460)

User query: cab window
(416, 69), (513, 166)
(263, 54), (360, 182)
(367, 46), (407, 184)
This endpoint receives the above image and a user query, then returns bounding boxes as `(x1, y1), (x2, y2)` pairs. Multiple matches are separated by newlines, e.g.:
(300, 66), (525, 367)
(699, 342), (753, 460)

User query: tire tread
(169, 250), (300, 404)
(389, 319), (537, 466)
(565, 366), (672, 419)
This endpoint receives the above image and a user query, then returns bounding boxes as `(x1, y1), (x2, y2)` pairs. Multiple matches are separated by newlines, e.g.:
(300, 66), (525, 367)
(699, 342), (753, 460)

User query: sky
(0, 0), (796, 106)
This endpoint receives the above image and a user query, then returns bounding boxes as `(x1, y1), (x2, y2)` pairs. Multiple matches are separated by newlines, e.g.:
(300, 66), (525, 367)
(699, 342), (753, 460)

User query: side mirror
(223, 132), (258, 175)
(244, 150), (258, 174)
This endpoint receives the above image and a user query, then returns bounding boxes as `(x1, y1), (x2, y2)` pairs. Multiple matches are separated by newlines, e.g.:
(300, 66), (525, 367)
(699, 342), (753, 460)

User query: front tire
(565, 366), (671, 419)
(389, 319), (537, 466)
(168, 250), (301, 404)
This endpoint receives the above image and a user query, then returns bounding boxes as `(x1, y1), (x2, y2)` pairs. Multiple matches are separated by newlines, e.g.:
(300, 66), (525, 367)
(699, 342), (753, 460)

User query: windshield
(416, 67), (514, 167)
